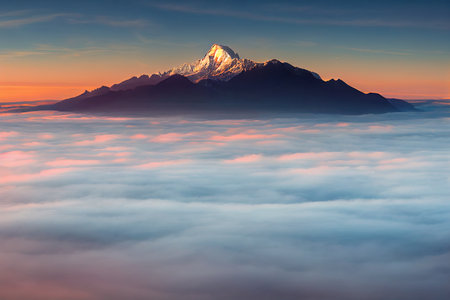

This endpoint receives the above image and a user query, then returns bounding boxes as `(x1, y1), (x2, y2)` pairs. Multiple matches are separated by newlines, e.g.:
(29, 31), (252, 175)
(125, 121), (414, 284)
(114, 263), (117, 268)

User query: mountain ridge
(70, 44), (320, 100)
(23, 44), (415, 115)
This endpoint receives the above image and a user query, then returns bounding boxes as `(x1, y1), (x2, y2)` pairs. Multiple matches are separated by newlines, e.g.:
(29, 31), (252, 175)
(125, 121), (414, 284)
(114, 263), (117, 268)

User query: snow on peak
(76, 44), (324, 99)
(157, 45), (323, 84)
(205, 44), (240, 61)
(164, 44), (256, 82)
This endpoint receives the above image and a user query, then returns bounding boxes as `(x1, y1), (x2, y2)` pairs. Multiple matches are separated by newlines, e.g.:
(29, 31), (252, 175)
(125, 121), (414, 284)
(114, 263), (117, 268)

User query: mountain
(162, 44), (258, 82)
(387, 98), (418, 111)
(32, 62), (404, 115)
(68, 44), (256, 101)
(25, 44), (415, 115)
(110, 74), (165, 91)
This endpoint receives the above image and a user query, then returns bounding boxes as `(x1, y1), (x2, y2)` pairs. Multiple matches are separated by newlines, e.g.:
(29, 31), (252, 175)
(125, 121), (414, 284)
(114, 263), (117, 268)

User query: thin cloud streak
(0, 13), (77, 28)
(0, 44), (146, 60)
(0, 12), (151, 29)
(339, 46), (412, 56)
(150, 3), (450, 29)
(68, 16), (151, 28)
(0, 10), (33, 18)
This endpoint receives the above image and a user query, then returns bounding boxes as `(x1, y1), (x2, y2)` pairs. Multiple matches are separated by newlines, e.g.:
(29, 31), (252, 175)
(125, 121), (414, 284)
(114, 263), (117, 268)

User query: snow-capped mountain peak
(73, 44), (321, 98)
(164, 44), (257, 82)
(202, 44), (240, 64)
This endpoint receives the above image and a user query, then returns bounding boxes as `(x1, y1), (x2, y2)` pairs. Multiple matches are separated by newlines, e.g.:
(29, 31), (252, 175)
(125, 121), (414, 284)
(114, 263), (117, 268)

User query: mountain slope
(162, 44), (258, 82)
(37, 59), (403, 115)
(69, 44), (258, 101)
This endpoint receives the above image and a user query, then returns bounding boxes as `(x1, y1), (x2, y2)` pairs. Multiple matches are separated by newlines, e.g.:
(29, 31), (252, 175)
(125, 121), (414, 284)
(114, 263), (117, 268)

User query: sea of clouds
(0, 103), (449, 300)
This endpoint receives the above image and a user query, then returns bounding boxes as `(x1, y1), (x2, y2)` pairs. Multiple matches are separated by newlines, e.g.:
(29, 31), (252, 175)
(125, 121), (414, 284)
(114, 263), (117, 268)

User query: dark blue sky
(1, 0), (449, 100)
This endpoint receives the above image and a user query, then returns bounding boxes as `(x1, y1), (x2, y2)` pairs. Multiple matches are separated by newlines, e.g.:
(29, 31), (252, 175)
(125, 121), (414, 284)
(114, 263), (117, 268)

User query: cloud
(151, 132), (191, 143)
(130, 134), (149, 140)
(0, 106), (449, 300)
(1, 167), (75, 184)
(0, 46), (115, 60)
(278, 152), (338, 161)
(68, 16), (150, 28)
(46, 159), (101, 167)
(0, 13), (77, 28)
(150, 3), (450, 29)
(210, 133), (280, 141)
(0, 151), (35, 167)
(74, 134), (119, 146)
(135, 159), (191, 169)
(0, 11), (149, 29)
(224, 154), (262, 163)
(0, 10), (33, 18)
(340, 46), (412, 56)
(0, 131), (19, 140)
(38, 133), (54, 139)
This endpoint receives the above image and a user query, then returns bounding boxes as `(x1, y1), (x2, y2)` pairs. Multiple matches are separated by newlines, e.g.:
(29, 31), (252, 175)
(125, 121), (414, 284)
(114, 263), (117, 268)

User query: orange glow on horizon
(1, 52), (448, 102)
(1, 78), (448, 103)
(0, 84), (99, 102)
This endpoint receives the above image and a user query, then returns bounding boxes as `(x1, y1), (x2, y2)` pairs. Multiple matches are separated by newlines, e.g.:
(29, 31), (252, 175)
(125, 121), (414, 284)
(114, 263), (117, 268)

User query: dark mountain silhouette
(30, 59), (409, 115)
(110, 74), (166, 91)
(387, 98), (418, 111)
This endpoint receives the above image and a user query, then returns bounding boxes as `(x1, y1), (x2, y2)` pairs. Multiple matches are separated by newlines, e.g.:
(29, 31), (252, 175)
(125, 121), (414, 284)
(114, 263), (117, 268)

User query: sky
(0, 0), (449, 102)
(0, 103), (449, 299)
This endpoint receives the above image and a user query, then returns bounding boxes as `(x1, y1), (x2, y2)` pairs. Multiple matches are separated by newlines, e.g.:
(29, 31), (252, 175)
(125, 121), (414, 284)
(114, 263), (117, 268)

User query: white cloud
(0, 106), (449, 300)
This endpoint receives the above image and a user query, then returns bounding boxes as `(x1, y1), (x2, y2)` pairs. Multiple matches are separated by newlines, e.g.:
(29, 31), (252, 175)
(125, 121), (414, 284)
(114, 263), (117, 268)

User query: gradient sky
(1, 0), (449, 102)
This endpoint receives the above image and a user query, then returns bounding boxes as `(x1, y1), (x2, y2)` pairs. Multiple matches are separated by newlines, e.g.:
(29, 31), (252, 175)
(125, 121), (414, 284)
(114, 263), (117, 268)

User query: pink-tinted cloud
(135, 159), (191, 169)
(210, 133), (280, 142)
(278, 152), (338, 161)
(170, 147), (214, 154)
(0, 131), (19, 140)
(1, 168), (75, 184)
(112, 158), (129, 163)
(378, 158), (408, 164)
(0, 151), (35, 167)
(130, 134), (149, 140)
(38, 133), (54, 140)
(288, 165), (346, 175)
(348, 151), (388, 159)
(255, 140), (285, 145)
(46, 159), (100, 167)
(96, 152), (132, 157)
(299, 129), (321, 134)
(74, 134), (119, 146)
(102, 146), (131, 151)
(151, 133), (191, 143)
(115, 152), (131, 157)
(22, 141), (45, 147)
(224, 154), (262, 164)
(368, 125), (394, 132)
(273, 126), (304, 132)
(351, 125), (394, 133)
(327, 159), (368, 166)
(316, 122), (350, 128)
(26, 114), (134, 122)
(0, 145), (15, 151)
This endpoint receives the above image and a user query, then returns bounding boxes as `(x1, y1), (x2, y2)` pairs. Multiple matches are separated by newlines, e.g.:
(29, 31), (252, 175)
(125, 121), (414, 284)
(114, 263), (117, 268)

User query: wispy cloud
(150, 3), (450, 30)
(0, 47), (106, 59)
(339, 46), (413, 56)
(0, 13), (77, 28)
(0, 11), (151, 29)
(0, 10), (33, 18)
(68, 16), (151, 28)
(0, 43), (146, 60)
